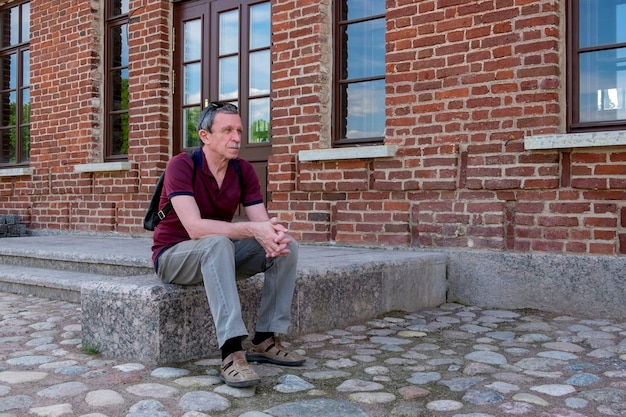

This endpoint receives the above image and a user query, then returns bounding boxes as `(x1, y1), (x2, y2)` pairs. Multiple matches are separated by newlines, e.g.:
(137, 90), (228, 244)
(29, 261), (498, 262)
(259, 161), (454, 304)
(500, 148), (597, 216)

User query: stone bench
(80, 246), (447, 365)
(0, 235), (446, 365)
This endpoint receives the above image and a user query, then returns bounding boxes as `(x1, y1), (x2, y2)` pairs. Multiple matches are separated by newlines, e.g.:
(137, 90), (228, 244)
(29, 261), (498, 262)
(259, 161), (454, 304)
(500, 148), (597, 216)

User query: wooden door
(173, 0), (272, 203)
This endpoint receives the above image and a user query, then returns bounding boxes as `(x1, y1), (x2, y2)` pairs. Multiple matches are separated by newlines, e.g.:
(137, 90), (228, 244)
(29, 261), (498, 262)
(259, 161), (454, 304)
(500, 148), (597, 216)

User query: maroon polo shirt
(151, 148), (263, 269)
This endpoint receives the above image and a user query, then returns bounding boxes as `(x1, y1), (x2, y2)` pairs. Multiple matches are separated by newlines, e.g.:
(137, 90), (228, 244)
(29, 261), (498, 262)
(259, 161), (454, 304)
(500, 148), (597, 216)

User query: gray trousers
(156, 235), (298, 348)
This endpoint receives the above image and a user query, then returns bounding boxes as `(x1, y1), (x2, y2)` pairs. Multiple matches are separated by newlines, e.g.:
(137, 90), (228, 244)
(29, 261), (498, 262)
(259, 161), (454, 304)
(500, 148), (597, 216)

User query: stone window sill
(0, 167), (33, 177)
(298, 145), (397, 162)
(525, 130), (626, 150)
(74, 162), (131, 173)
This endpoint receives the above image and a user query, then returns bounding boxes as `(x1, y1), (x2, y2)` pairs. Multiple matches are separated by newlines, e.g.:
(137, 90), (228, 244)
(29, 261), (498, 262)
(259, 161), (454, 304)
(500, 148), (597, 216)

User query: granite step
(0, 234), (154, 276)
(0, 235), (447, 364)
(0, 264), (121, 303)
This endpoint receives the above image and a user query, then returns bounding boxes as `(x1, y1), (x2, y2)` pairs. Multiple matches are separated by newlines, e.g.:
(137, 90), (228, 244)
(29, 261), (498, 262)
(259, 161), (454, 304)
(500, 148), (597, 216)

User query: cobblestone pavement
(1, 292), (626, 417)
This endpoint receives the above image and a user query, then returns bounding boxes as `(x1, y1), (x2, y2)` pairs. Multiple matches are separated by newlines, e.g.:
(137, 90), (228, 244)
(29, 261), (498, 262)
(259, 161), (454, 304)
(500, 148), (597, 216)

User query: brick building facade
(1, 0), (625, 259)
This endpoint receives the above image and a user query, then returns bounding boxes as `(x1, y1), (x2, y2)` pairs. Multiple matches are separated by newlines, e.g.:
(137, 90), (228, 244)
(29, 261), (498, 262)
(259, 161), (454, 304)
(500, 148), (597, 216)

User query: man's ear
(198, 129), (210, 144)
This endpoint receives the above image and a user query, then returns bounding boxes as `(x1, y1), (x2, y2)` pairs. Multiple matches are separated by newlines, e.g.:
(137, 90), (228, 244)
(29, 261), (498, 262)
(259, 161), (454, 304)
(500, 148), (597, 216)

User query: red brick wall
(1, 0), (625, 256)
(269, 0), (333, 242)
(269, 0), (626, 255)
(24, 0), (99, 230)
(122, 0), (171, 234)
(1, 0), (170, 234)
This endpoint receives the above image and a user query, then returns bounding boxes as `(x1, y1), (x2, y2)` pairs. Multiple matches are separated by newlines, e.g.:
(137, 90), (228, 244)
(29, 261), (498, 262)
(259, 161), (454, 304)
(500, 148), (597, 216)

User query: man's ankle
(251, 331), (274, 345)
(221, 337), (243, 360)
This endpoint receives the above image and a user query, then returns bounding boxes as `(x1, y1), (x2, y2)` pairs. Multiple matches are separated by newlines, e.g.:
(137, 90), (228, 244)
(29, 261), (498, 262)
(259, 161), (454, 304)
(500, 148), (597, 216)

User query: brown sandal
(220, 351), (261, 387)
(246, 336), (305, 366)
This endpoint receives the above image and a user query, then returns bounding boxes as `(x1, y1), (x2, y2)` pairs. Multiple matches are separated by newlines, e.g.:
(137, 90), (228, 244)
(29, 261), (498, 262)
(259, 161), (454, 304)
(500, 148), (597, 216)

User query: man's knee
(286, 235), (298, 254)
(199, 235), (234, 253)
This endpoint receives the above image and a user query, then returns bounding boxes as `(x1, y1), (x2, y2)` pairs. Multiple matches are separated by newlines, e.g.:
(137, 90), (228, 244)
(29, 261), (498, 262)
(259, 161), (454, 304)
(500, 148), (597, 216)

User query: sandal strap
(220, 351), (261, 386)
(263, 337), (292, 358)
(246, 336), (305, 366)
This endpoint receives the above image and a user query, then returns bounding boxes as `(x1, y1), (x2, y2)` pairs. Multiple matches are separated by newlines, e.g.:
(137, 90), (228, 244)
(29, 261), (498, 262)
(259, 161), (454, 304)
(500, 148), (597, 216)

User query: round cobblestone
(1, 293), (625, 417)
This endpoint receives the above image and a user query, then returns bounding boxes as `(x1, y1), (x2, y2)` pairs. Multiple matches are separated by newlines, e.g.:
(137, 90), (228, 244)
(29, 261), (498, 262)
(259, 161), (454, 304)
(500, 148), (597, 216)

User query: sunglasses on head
(198, 101), (238, 130)
(208, 101), (238, 110)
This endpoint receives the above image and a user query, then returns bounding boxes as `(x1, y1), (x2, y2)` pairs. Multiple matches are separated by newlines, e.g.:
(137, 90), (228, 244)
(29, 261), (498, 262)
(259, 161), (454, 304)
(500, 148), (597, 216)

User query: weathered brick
(0, 0), (621, 255)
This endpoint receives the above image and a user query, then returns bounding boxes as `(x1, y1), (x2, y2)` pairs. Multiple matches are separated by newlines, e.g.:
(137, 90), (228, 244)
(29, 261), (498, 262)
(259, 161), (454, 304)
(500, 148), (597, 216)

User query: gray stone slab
(0, 235), (446, 364)
(0, 235), (153, 275)
(0, 264), (118, 303)
(81, 276), (222, 364)
(445, 249), (626, 319)
(81, 251), (446, 364)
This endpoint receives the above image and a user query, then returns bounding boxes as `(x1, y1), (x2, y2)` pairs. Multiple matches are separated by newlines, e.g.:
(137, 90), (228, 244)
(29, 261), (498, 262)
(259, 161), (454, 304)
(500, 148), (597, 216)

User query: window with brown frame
(174, 0), (271, 159)
(105, 0), (129, 160)
(0, 1), (29, 166)
(333, 1), (386, 146)
(568, 0), (626, 132)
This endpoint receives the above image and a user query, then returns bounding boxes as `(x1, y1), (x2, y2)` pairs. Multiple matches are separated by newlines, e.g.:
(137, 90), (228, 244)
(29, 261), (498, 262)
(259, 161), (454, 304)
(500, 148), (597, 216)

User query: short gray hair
(196, 102), (239, 133)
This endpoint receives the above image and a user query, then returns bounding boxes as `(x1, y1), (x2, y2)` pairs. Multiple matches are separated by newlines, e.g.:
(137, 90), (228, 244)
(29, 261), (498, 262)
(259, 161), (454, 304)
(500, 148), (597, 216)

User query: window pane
(111, 68), (128, 111)
(21, 125), (29, 162)
(21, 88), (29, 123)
(342, 0), (386, 21)
(341, 19), (385, 80)
(184, 62), (201, 105)
(0, 128), (16, 163)
(21, 3), (29, 42)
(579, 0), (626, 48)
(111, 24), (129, 67)
(21, 50), (29, 85)
(578, 48), (626, 123)
(184, 19), (202, 61)
(0, 6), (19, 47)
(219, 56), (239, 100)
(249, 50), (270, 95)
(109, 113), (128, 155)
(0, 54), (17, 90)
(0, 91), (16, 126)
(0, 3), (29, 165)
(250, 2), (270, 49)
(219, 10), (239, 55)
(183, 107), (201, 148)
(249, 97), (269, 143)
(340, 79), (385, 139)
(110, 0), (129, 17)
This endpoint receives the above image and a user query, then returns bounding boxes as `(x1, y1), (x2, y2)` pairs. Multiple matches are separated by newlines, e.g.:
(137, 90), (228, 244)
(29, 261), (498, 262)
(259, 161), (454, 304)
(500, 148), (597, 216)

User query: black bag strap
(155, 149), (201, 221)
(231, 158), (244, 196)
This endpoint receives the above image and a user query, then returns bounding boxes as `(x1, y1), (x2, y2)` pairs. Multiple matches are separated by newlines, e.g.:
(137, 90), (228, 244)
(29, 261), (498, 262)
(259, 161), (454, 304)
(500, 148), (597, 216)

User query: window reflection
(246, 2), (271, 145)
(249, 97), (269, 143)
(110, 25), (128, 67)
(110, 113), (128, 155)
(184, 19), (201, 61)
(184, 107), (201, 148)
(249, 50), (270, 95)
(341, 19), (385, 79)
(250, 2), (270, 49)
(341, 0), (385, 21)
(219, 56), (239, 100)
(1, 7), (19, 47)
(341, 80), (385, 140)
(106, 1), (129, 158)
(579, 0), (626, 48)
(577, 0), (626, 125)
(598, 88), (624, 111)
(182, 18), (202, 149)
(219, 10), (239, 55)
(335, 0), (386, 144)
(184, 63), (201, 105)
(21, 3), (29, 42)
(111, 0), (129, 16)
(0, 2), (29, 165)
